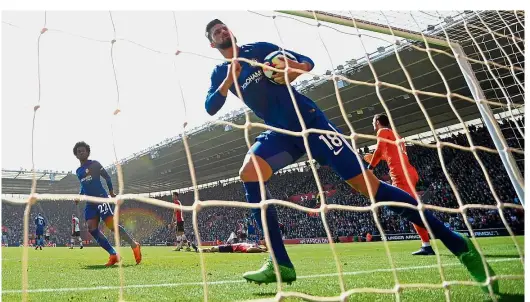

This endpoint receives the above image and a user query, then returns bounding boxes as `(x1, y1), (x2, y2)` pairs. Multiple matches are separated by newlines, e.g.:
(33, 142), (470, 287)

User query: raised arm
(206, 64), (240, 115)
(283, 47), (314, 72)
(258, 42), (315, 72)
(368, 129), (389, 169)
(259, 42), (314, 84)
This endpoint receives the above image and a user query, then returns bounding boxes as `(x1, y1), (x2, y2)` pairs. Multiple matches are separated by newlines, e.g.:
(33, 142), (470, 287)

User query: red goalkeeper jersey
(370, 128), (414, 182)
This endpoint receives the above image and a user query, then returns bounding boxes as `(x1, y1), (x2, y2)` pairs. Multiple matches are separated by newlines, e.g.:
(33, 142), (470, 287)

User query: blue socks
(90, 229), (116, 255)
(245, 178), (467, 266)
(89, 225), (136, 255)
(244, 182), (293, 268)
(375, 181), (467, 255)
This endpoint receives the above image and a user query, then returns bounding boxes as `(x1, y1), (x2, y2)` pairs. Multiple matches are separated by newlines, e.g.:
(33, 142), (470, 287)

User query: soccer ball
(262, 50), (298, 84)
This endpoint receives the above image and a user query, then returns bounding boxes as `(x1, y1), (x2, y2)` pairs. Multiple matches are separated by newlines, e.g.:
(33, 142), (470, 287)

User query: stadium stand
(2, 118), (523, 247)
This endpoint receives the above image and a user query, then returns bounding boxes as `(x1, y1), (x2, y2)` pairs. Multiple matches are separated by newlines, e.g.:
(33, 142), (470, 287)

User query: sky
(2, 10), (458, 173)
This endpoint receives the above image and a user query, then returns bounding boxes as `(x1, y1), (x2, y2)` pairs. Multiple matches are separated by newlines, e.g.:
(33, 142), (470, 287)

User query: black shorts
(45, 236), (50, 241)
(239, 231), (247, 240)
(218, 244), (233, 253)
(72, 231), (81, 237)
(175, 221), (184, 233)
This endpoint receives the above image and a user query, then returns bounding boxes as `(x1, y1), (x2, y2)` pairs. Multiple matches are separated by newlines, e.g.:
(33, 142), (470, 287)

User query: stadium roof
(2, 11), (524, 195)
(1, 169), (69, 181)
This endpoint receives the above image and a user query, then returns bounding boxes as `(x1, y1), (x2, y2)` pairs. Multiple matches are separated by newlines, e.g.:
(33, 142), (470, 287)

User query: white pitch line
(1, 258), (522, 294)
(1, 254), (194, 262)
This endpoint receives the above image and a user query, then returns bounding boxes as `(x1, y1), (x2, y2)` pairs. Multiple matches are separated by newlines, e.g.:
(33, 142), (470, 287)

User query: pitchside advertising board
(6, 228), (520, 247)
(365, 228), (518, 242)
(279, 228), (521, 245)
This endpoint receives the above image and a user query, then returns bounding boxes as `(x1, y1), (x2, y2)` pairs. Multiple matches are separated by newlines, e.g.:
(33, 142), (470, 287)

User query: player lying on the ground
(366, 113), (434, 256)
(203, 19), (497, 293)
(73, 141), (142, 266)
(202, 242), (268, 253)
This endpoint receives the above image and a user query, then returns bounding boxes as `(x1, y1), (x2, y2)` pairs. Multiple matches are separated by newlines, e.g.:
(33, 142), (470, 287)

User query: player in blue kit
(245, 215), (259, 245)
(204, 19), (497, 293)
(34, 213), (45, 250)
(73, 141), (142, 266)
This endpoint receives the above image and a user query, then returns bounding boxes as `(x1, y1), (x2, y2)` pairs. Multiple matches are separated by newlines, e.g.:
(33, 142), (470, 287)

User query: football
(262, 50), (298, 84)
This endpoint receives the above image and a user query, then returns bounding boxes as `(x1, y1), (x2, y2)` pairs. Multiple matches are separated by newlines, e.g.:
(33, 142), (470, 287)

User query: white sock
(176, 236), (182, 248)
(422, 242), (431, 247)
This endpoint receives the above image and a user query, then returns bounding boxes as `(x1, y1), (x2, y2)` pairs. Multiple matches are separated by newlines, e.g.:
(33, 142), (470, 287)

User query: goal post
(276, 10), (525, 207)
(2, 10), (525, 301)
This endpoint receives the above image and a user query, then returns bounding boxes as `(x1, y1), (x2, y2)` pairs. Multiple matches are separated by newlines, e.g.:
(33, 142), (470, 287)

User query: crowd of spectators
(2, 119), (524, 246)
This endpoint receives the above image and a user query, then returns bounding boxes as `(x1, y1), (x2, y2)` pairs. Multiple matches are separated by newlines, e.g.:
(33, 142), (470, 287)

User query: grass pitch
(1, 236), (524, 301)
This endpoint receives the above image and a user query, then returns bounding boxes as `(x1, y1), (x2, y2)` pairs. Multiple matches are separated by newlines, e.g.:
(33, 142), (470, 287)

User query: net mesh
(1, 10), (525, 302)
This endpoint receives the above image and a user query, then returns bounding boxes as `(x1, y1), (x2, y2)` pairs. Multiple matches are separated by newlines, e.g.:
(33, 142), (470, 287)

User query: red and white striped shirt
(72, 217), (80, 232)
(174, 198), (183, 222)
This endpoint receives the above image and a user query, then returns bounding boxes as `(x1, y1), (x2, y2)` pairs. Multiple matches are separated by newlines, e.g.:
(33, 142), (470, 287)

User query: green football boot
(243, 259), (296, 285)
(456, 233), (499, 294)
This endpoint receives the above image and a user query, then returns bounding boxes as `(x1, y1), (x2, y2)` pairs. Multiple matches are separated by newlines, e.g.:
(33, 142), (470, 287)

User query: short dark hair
(73, 141), (90, 156)
(374, 114), (390, 128)
(173, 192), (179, 198)
(205, 19), (224, 41)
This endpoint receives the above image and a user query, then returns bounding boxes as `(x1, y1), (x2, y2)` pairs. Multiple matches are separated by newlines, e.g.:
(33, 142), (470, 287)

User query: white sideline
(1, 258), (521, 294)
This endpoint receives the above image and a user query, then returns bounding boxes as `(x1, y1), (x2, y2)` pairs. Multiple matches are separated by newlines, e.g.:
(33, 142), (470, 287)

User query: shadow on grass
(251, 291), (277, 297)
(83, 264), (135, 270)
(494, 293), (524, 302)
(483, 254), (523, 259)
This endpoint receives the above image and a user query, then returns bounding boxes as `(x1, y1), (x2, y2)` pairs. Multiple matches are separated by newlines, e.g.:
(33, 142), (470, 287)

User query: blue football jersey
(206, 42), (323, 132)
(76, 160), (113, 197)
(35, 215), (45, 231)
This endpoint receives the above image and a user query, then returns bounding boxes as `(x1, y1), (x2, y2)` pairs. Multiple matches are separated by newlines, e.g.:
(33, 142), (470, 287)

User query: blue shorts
(85, 201), (115, 222)
(35, 229), (44, 236)
(248, 225), (255, 235)
(250, 114), (364, 181)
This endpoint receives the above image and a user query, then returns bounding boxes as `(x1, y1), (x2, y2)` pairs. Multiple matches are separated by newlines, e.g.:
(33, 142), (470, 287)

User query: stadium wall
(9, 228), (521, 248)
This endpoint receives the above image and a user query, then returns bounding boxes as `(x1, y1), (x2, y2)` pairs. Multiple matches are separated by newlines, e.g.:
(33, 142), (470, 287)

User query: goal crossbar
(275, 10), (525, 207)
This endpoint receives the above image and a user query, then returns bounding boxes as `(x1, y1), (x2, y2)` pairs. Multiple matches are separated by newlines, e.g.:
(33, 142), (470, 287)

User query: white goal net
(1, 10), (525, 302)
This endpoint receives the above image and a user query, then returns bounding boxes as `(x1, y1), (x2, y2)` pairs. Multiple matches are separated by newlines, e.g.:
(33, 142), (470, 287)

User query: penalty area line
(1, 257), (520, 294)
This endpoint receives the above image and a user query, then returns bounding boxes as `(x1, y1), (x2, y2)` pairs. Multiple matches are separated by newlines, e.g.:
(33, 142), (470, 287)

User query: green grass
(1, 236), (524, 301)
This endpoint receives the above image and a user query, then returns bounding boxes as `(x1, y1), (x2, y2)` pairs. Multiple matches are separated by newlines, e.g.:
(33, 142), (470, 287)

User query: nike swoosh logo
(333, 147), (344, 155)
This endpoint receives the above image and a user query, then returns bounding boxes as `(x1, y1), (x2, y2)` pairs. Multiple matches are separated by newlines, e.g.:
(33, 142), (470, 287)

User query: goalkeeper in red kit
(365, 114), (434, 255)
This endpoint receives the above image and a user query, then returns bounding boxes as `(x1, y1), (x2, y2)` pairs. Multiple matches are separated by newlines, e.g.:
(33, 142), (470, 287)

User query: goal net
(1, 10), (524, 302)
